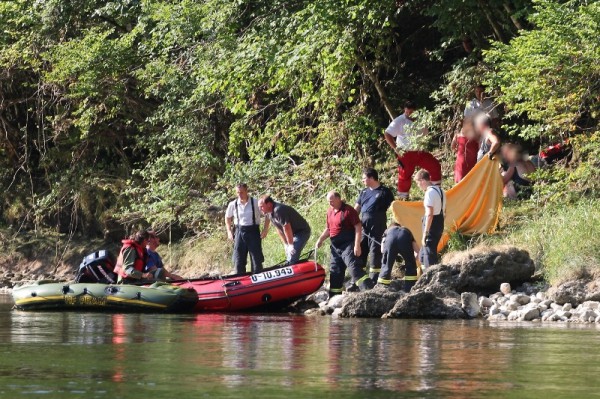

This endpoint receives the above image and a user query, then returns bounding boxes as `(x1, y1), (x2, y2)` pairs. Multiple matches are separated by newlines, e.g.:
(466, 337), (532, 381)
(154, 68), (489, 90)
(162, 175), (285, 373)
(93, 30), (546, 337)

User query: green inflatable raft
(12, 281), (198, 312)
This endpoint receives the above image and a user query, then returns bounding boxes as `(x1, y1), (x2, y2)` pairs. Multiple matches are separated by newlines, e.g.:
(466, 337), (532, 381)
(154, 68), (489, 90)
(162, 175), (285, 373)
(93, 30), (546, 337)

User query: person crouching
(316, 191), (374, 297)
(378, 222), (420, 292)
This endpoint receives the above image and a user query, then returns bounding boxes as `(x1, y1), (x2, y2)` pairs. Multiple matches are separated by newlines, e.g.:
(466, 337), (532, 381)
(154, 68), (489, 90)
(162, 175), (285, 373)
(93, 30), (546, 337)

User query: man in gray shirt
(258, 195), (311, 265)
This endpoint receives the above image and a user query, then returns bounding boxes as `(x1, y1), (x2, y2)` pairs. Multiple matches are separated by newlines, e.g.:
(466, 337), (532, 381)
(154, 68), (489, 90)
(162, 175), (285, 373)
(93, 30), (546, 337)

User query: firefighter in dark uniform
(378, 222), (420, 291)
(414, 169), (446, 268)
(355, 168), (394, 282)
(316, 191), (374, 296)
(225, 183), (269, 274)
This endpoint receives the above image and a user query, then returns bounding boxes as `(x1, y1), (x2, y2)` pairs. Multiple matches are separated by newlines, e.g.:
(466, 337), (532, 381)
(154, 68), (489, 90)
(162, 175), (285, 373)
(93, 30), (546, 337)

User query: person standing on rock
(383, 101), (442, 199)
(378, 222), (420, 291)
(225, 183), (268, 274)
(316, 191), (374, 296)
(258, 195), (311, 265)
(355, 168), (394, 282)
(414, 169), (446, 269)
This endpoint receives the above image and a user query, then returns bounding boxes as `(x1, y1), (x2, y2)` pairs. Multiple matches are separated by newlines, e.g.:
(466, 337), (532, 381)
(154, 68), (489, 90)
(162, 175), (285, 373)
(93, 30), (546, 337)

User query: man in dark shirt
(379, 223), (420, 291)
(258, 195), (311, 265)
(355, 168), (394, 282)
(316, 191), (374, 296)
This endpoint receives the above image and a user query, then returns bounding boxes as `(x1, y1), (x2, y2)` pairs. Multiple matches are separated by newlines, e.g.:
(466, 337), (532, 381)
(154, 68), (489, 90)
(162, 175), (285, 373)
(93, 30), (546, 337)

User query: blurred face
(327, 193), (342, 209)
(404, 107), (415, 118)
(475, 87), (485, 100)
(236, 186), (248, 199)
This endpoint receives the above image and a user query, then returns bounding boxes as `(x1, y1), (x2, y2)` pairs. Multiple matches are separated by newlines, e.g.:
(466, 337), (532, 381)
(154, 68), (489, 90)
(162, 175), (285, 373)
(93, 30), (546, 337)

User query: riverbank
(294, 245), (600, 324)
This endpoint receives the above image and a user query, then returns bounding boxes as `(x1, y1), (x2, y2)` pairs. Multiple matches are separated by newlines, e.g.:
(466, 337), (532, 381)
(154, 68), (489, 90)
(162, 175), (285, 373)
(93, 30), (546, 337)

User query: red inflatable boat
(174, 260), (326, 312)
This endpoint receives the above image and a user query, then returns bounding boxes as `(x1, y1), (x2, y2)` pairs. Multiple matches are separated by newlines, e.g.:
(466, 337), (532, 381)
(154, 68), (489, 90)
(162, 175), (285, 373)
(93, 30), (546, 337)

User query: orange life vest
(113, 239), (147, 278)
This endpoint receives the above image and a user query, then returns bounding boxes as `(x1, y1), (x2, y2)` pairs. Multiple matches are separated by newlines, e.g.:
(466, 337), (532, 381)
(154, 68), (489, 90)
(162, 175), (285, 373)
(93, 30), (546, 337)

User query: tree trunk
(356, 58), (398, 120)
(477, 0), (506, 43)
(503, 2), (524, 31)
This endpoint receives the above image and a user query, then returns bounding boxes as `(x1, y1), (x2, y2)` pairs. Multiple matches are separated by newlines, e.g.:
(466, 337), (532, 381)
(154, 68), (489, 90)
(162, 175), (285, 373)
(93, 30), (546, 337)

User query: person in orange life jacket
(144, 230), (183, 280)
(354, 168), (394, 282)
(225, 183), (268, 274)
(115, 230), (156, 283)
(378, 222), (420, 292)
(383, 101), (442, 199)
(414, 170), (446, 269)
(475, 113), (501, 162)
(316, 191), (374, 296)
(258, 195), (311, 266)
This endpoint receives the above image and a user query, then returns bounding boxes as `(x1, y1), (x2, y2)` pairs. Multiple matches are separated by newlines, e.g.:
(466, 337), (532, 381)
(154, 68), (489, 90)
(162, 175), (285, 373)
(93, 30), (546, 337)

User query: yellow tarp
(391, 156), (503, 251)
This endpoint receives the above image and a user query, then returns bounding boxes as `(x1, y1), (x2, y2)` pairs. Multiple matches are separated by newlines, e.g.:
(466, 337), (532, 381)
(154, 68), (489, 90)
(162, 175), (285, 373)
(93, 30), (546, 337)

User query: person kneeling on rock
(316, 191), (374, 297)
(378, 222), (420, 291)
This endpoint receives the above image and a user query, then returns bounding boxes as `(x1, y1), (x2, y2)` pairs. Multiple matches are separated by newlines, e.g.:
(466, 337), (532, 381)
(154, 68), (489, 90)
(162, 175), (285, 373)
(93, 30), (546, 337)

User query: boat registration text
(250, 267), (295, 283)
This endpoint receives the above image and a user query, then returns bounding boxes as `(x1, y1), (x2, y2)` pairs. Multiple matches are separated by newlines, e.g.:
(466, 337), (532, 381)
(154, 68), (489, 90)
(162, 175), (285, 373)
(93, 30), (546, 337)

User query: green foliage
(485, 0), (600, 138)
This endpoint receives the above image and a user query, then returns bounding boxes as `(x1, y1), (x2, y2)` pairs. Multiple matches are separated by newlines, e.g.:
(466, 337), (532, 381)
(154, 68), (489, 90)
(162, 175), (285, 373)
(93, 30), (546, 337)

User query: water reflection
(3, 296), (600, 398)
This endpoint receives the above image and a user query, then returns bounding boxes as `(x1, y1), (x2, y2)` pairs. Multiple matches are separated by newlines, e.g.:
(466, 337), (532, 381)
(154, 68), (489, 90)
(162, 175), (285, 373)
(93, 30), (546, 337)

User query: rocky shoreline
(293, 246), (600, 324)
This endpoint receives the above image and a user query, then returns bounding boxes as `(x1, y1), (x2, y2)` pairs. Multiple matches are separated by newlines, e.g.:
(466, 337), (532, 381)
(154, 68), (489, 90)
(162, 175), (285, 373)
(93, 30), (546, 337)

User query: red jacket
(114, 239), (147, 278)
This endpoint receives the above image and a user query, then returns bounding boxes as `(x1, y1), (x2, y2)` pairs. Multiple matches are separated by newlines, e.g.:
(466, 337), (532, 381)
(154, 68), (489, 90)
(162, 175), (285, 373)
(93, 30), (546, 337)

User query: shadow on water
(1, 294), (600, 398)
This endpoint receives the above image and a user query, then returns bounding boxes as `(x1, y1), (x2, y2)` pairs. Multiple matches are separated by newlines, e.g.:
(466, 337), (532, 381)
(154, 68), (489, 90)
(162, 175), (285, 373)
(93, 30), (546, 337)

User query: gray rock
(550, 303), (562, 311)
(541, 310), (554, 321)
(580, 310), (596, 322)
(515, 295), (531, 305)
(331, 308), (342, 318)
(582, 301), (600, 310)
(339, 290), (404, 318)
(547, 279), (600, 306)
(490, 292), (504, 301)
(537, 304), (548, 312)
(327, 294), (345, 309)
(497, 296), (509, 305)
(541, 299), (553, 307)
(461, 292), (480, 318)
(562, 303), (572, 311)
(595, 315), (600, 323)
(555, 310), (572, 319)
(304, 308), (324, 316)
(385, 291), (467, 319)
(520, 308), (540, 321)
(414, 246), (535, 296)
(489, 305), (501, 315)
(479, 296), (494, 308)
(488, 313), (508, 321)
(536, 291), (546, 300)
(506, 301), (520, 311)
(306, 290), (329, 304)
(320, 304), (334, 315)
(500, 283), (512, 295)
(507, 311), (520, 321)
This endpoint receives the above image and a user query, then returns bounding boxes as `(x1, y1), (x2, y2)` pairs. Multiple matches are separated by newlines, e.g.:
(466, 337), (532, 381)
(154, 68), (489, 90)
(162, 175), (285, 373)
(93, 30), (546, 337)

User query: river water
(1, 294), (600, 398)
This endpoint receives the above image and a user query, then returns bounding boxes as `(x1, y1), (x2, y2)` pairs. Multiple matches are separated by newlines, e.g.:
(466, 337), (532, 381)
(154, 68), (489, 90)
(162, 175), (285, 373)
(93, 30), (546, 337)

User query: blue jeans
(287, 229), (311, 265)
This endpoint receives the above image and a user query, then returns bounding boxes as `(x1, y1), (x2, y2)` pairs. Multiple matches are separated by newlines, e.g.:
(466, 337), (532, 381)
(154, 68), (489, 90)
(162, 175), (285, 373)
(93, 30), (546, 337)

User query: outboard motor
(75, 250), (117, 283)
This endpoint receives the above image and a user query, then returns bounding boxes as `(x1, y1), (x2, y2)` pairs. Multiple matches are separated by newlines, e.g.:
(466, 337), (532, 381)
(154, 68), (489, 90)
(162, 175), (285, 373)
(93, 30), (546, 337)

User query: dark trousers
(419, 214), (444, 269)
(360, 213), (386, 281)
(233, 225), (264, 274)
(329, 237), (372, 296)
(380, 248), (418, 291)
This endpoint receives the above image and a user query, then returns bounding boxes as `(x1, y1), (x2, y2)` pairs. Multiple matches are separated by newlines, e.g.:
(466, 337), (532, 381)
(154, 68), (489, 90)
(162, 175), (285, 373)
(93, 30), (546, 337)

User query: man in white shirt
(225, 183), (269, 274)
(414, 169), (446, 268)
(464, 85), (500, 127)
(383, 101), (442, 199)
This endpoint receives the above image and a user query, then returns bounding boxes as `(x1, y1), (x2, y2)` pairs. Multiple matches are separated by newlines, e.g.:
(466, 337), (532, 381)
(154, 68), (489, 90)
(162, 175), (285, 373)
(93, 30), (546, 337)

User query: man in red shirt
(316, 191), (374, 296)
